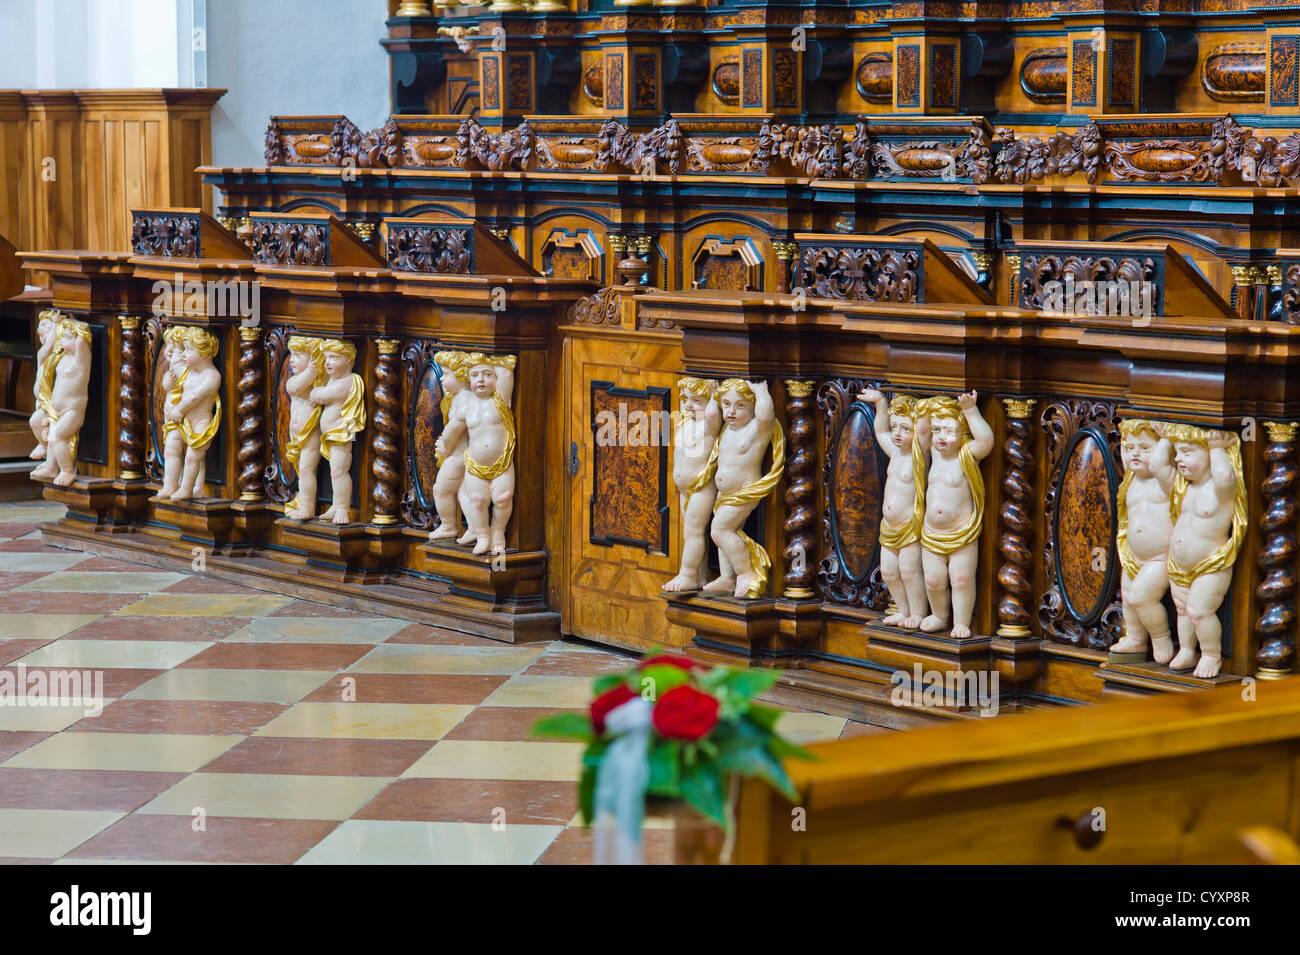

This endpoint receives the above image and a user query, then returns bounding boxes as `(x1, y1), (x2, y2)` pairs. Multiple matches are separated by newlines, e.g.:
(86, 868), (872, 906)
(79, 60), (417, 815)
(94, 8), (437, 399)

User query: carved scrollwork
(399, 338), (443, 529)
(799, 247), (920, 303)
(815, 378), (890, 610)
(264, 117), (287, 166)
(387, 226), (472, 274)
(1038, 398), (1123, 650)
(992, 122), (1102, 185)
(455, 116), (534, 172)
(250, 220), (328, 267)
(1018, 254), (1159, 311)
(143, 316), (165, 483)
(568, 286), (623, 327)
(262, 326), (295, 504)
(131, 212), (200, 258)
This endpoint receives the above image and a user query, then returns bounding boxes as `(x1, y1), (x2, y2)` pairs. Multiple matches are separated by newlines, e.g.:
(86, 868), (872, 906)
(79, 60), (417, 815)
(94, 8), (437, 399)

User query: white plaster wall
(0, 0), (392, 166)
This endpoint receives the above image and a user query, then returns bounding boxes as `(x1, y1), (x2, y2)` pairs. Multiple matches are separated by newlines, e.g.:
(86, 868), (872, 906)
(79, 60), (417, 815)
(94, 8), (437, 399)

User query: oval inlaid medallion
(712, 60), (740, 104)
(1020, 46), (1067, 102)
(1054, 428), (1118, 624)
(291, 137), (331, 159)
(409, 362), (445, 505)
(895, 147), (954, 171)
(1127, 146), (1199, 173)
(855, 51), (893, 104)
(699, 142), (751, 166)
(413, 140), (455, 162)
(583, 63), (604, 104)
(548, 142), (596, 165)
(1203, 43), (1266, 102)
(831, 402), (884, 581)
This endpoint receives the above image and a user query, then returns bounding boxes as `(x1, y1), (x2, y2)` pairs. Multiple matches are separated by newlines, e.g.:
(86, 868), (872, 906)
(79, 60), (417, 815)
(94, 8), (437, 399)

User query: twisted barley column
(782, 379), (816, 599)
(1256, 421), (1298, 678)
(236, 326), (265, 501)
(117, 315), (144, 479)
(371, 339), (402, 525)
(996, 398), (1036, 637)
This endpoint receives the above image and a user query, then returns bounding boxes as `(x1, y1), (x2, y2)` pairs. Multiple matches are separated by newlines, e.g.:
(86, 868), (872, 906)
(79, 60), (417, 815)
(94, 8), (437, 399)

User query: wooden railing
(723, 676), (1300, 864)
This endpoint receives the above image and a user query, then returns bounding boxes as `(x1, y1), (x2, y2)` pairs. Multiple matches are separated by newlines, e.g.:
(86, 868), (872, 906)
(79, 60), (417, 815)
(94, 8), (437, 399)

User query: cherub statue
(429, 350), (473, 542)
(663, 377), (721, 592)
(706, 379), (784, 599)
(1110, 420), (1177, 663)
(283, 336), (327, 520)
(28, 310), (61, 460)
(444, 353), (516, 555)
(313, 339), (366, 525)
(160, 326), (221, 501)
(857, 389), (930, 628)
(918, 392), (993, 639)
(1164, 424), (1248, 679)
(30, 316), (92, 487)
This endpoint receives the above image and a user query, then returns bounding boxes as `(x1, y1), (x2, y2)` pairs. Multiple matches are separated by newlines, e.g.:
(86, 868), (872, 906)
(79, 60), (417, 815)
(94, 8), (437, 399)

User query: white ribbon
(593, 696), (653, 865)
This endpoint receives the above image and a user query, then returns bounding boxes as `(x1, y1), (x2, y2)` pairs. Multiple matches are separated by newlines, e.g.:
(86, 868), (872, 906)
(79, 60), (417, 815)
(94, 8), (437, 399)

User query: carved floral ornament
(263, 114), (1300, 187)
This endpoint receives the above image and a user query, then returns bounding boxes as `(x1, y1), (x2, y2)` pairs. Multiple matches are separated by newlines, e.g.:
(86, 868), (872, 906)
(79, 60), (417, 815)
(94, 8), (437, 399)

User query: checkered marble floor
(0, 501), (881, 865)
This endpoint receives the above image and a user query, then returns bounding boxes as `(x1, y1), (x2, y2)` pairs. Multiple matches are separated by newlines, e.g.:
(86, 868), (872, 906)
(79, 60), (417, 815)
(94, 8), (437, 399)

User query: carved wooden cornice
(261, 111), (1300, 189)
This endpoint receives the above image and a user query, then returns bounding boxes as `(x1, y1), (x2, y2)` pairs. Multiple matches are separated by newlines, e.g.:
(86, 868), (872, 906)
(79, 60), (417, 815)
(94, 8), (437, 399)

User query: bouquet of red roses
(533, 652), (812, 833)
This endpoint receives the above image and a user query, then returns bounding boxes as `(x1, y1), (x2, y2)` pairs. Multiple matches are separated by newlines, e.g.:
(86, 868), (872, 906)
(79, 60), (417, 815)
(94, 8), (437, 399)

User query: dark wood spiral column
(1256, 421), (1298, 679)
(117, 314), (144, 480)
(236, 326), (265, 502)
(996, 398), (1036, 638)
(782, 379), (816, 599)
(371, 338), (401, 526)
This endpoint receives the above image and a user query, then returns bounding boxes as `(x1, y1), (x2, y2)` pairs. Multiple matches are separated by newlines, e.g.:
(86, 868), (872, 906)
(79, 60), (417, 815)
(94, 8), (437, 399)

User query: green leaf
(636, 664), (691, 701)
(719, 668), (781, 699)
(646, 741), (681, 797)
(592, 673), (628, 695)
(680, 762), (727, 828)
(530, 712), (594, 742)
(768, 733), (817, 762)
(578, 764), (597, 826)
(746, 703), (783, 732)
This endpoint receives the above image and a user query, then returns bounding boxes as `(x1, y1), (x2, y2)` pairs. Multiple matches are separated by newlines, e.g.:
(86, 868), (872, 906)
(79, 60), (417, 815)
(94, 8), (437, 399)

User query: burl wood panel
(696, 253), (751, 292)
(590, 384), (667, 552)
(409, 362), (444, 514)
(549, 246), (593, 281)
(1055, 432), (1116, 623)
(830, 402), (883, 582)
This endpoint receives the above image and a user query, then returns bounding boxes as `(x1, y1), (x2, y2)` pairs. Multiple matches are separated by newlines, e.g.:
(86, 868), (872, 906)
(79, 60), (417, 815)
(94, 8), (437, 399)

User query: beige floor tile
(14, 639), (211, 670)
(349, 644), (544, 676)
(403, 740), (585, 782)
(255, 702), (472, 740)
(0, 701), (115, 732)
(2, 731), (242, 772)
(0, 614), (102, 640)
(0, 552), (88, 572)
(0, 808), (123, 858)
(484, 675), (595, 708)
(296, 819), (561, 865)
(53, 858), (253, 865)
(227, 617), (407, 645)
(0, 503), (66, 522)
(138, 772), (390, 820)
(17, 571), (186, 594)
(775, 711), (848, 745)
(125, 669), (334, 703)
(113, 594), (293, 618)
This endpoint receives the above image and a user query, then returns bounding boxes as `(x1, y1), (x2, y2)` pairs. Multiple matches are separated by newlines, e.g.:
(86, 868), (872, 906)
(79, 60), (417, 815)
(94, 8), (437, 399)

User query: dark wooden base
(1098, 660), (1243, 697)
(274, 517), (390, 583)
(38, 517), (559, 645)
(37, 475), (148, 529)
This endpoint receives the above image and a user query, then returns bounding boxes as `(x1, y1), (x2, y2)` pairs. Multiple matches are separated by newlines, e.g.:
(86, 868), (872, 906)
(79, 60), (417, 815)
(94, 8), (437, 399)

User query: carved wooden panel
(131, 212), (200, 258)
(1039, 399), (1122, 649)
(605, 53), (624, 111)
(1018, 253), (1163, 313)
(1107, 37), (1137, 109)
(400, 339), (447, 529)
(541, 228), (603, 282)
(507, 54), (532, 111)
(742, 49), (763, 108)
(816, 379), (889, 609)
(387, 225), (473, 274)
(634, 53), (658, 111)
(929, 43), (957, 110)
(799, 246), (921, 303)
(896, 44), (920, 108)
(772, 48), (798, 109)
(589, 381), (669, 552)
(482, 55), (501, 111)
(250, 220), (328, 266)
(1071, 38), (1097, 108)
(692, 236), (762, 292)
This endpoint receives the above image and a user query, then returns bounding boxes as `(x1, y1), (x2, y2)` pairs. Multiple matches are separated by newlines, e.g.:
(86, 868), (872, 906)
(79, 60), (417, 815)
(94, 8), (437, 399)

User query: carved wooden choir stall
(19, 0), (1300, 726)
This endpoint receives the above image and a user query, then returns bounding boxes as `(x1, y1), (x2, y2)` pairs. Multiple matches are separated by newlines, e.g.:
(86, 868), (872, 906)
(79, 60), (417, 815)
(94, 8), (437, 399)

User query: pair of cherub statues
(425, 350), (517, 556)
(663, 377), (785, 600)
(1110, 419), (1247, 679)
(29, 309), (93, 487)
(280, 336), (367, 523)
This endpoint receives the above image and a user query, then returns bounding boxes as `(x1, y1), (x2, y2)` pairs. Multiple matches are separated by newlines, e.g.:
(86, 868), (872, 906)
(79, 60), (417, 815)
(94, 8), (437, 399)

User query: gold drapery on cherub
(317, 339), (366, 462)
(284, 336), (328, 469)
(1164, 423), (1248, 588)
(917, 395), (984, 555)
(462, 353), (518, 480)
(162, 327), (221, 451)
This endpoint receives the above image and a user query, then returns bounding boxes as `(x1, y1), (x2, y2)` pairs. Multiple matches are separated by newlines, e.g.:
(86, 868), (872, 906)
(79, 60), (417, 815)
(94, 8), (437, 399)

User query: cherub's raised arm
(704, 395), (722, 436)
(1207, 431), (1240, 502)
(857, 388), (894, 458)
(1149, 434), (1177, 492)
(494, 365), (515, 406)
(751, 380), (774, 426)
(959, 391), (994, 460)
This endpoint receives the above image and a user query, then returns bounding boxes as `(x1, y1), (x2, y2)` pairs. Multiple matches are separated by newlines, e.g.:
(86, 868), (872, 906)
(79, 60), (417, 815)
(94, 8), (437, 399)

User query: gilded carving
(664, 377), (721, 592)
(30, 314), (92, 488)
(313, 340), (367, 525)
(158, 326), (220, 501)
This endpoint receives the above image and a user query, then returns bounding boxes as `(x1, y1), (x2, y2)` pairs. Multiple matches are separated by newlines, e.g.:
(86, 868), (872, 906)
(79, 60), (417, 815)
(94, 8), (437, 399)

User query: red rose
(652, 685), (719, 741)
(590, 684), (635, 735)
(640, 653), (698, 672)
